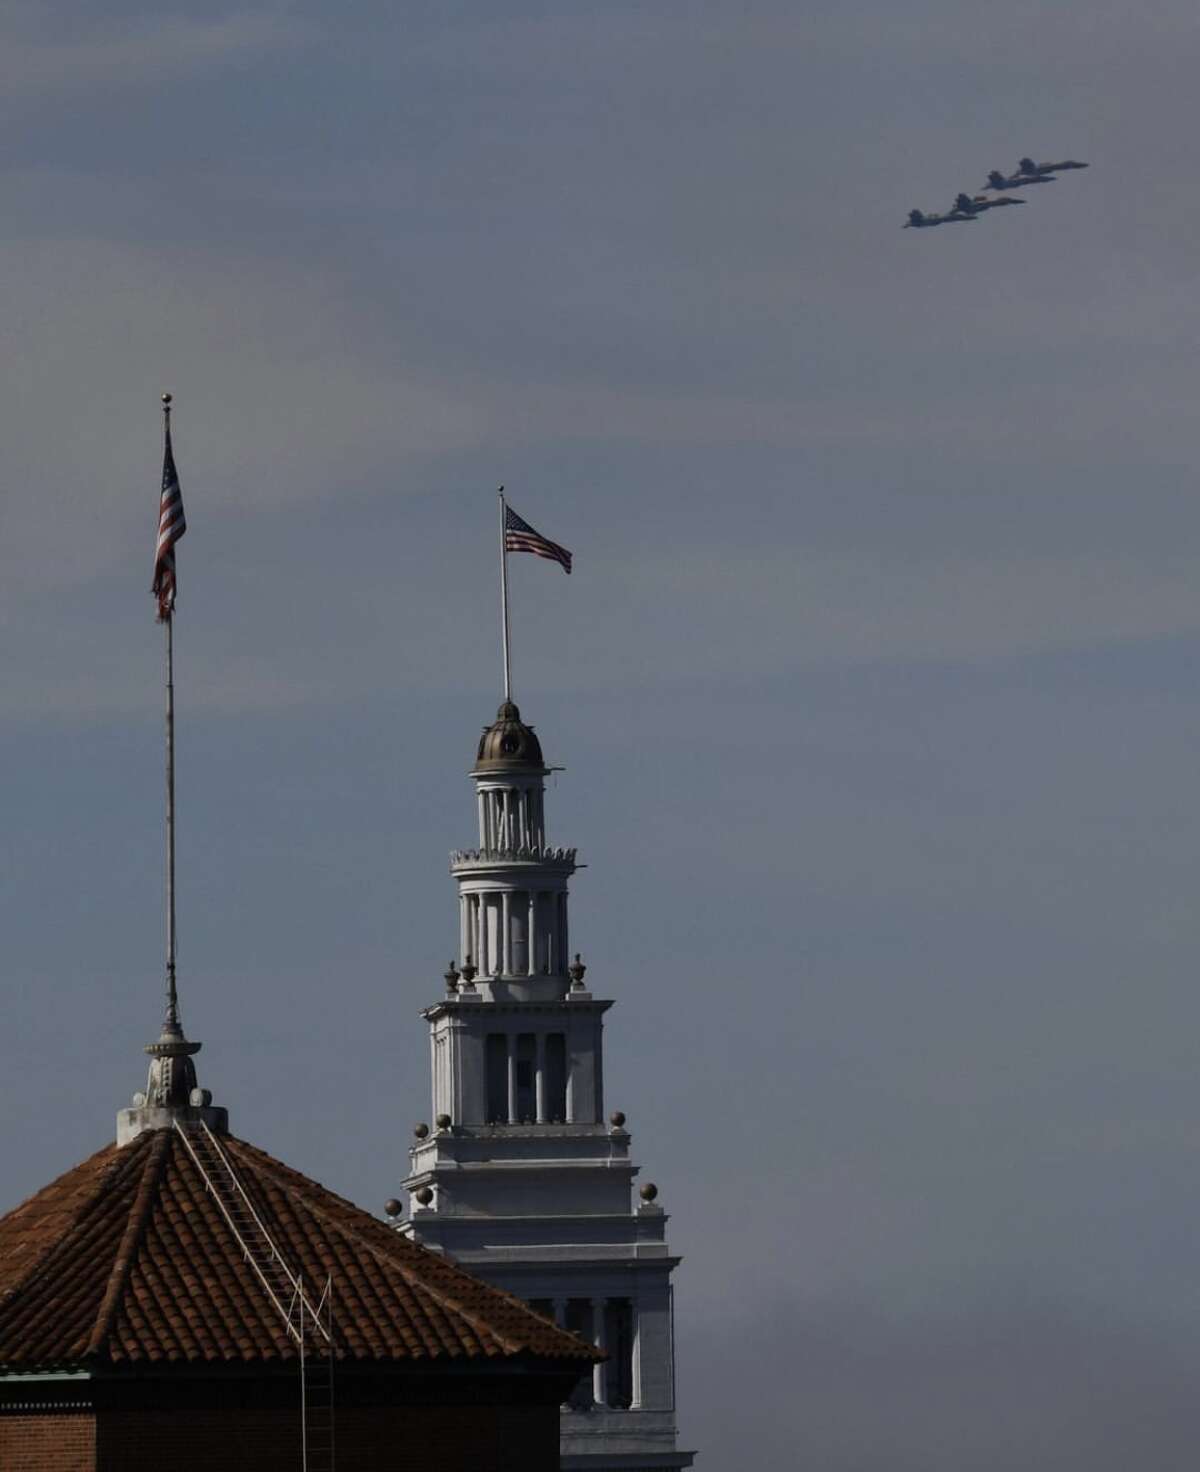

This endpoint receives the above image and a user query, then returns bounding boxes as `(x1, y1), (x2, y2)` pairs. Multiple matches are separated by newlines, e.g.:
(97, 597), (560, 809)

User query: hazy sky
(4, 3), (1200, 1466)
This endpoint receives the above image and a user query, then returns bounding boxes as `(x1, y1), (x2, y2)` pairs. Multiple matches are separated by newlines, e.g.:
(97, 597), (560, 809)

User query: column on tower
(626, 1280), (674, 1411)
(510, 891), (527, 974)
(630, 1296), (643, 1409)
(535, 1032), (546, 1122)
(549, 893), (557, 974)
(591, 1298), (608, 1407)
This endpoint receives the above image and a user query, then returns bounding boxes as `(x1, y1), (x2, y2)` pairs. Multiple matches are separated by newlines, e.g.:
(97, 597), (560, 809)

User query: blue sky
(4, 3), (1200, 1465)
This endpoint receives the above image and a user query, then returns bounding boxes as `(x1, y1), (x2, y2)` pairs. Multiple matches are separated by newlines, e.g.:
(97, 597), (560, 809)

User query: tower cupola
(473, 701), (546, 774)
(450, 701), (576, 1003)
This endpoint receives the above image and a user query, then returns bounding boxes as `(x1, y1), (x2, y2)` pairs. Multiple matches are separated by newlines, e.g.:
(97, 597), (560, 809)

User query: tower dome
(473, 701), (545, 773)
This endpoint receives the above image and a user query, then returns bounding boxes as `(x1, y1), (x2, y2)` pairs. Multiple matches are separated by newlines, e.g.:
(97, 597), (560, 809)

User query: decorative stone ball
(414, 1122), (430, 1139)
(131, 1091), (147, 1108)
(639, 1182), (659, 1202)
(189, 1087), (212, 1108)
(436, 1113), (452, 1130)
(610, 1111), (626, 1128)
(384, 1198), (403, 1218)
(414, 1186), (434, 1206)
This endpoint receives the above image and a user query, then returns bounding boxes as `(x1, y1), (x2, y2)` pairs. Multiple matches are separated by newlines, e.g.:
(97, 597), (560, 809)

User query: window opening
(515, 1033), (536, 1121)
(544, 1033), (567, 1122)
(485, 1034), (507, 1123)
(604, 1299), (634, 1409)
(565, 1300), (594, 1408)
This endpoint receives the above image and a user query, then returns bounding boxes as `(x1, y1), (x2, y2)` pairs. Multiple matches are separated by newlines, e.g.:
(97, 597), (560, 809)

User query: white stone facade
(401, 702), (695, 1472)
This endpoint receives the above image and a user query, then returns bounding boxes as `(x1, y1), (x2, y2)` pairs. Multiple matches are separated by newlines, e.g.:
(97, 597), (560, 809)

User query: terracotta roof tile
(0, 1127), (596, 1373)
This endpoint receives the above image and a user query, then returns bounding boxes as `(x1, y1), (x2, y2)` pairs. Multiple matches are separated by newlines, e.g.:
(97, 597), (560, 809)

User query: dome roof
(473, 700), (546, 773)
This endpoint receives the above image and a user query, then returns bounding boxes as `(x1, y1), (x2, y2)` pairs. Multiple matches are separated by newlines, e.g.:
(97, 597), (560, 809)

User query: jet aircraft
(904, 207), (976, 228)
(983, 168), (1056, 191)
(1018, 156), (1088, 176)
(953, 192), (1024, 214)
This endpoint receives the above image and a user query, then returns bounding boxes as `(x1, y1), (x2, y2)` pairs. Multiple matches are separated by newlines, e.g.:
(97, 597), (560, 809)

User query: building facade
(401, 700), (695, 1472)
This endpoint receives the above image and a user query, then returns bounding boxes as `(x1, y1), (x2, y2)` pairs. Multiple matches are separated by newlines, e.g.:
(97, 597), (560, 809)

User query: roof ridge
(227, 1141), (570, 1358)
(84, 1131), (171, 1359)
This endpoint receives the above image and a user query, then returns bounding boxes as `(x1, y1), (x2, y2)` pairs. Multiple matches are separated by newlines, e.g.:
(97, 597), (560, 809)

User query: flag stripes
(152, 421), (187, 621)
(504, 504), (572, 574)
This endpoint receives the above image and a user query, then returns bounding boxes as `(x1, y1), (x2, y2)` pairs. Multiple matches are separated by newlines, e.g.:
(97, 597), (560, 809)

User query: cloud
(0, 8), (302, 94)
(0, 235), (490, 591)
(544, 543), (1200, 686)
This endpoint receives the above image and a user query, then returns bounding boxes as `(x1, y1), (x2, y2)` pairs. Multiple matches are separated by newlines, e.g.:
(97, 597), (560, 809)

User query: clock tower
(399, 698), (695, 1472)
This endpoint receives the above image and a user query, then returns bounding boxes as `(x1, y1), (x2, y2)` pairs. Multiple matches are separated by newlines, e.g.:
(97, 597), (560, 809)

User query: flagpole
(163, 394), (179, 1028)
(498, 487), (512, 701)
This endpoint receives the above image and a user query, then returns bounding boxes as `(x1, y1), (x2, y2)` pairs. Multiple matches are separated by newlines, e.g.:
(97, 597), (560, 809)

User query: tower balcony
(451, 844), (577, 873)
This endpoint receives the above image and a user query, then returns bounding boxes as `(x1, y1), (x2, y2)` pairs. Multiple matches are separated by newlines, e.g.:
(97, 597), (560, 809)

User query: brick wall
(97, 1402), (558, 1472)
(1, 1371), (568, 1471)
(0, 1413), (96, 1471)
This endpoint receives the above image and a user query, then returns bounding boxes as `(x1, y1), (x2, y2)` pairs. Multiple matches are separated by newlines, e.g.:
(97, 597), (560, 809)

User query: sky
(3, 1), (1200, 1465)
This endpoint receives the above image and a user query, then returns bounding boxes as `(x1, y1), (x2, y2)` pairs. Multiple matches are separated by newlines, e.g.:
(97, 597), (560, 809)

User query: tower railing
(451, 843), (576, 864)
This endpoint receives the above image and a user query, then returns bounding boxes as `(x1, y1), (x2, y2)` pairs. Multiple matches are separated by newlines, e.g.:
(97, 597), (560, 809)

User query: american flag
(152, 419), (187, 621)
(504, 503), (572, 574)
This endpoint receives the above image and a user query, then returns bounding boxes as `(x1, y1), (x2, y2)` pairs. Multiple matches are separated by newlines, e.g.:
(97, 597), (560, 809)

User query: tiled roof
(0, 1127), (595, 1372)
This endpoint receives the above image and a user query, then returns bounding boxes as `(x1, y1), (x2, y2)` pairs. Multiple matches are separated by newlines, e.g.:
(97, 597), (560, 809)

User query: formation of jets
(905, 155), (1089, 228)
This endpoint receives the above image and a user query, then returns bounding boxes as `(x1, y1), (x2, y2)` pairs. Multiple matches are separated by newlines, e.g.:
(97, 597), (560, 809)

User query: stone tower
(401, 699), (695, 1472)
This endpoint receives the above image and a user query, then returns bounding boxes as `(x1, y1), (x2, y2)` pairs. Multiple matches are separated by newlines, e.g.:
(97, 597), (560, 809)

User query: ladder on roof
(173, 1118), (336, 1471)
(298, 1274), (335, 1472)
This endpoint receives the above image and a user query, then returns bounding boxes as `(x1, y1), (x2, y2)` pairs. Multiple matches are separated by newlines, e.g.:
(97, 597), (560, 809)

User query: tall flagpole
(139, 390), (202, 1122)
(498, 486), (512, 701)
(163, 395), (179, 1028)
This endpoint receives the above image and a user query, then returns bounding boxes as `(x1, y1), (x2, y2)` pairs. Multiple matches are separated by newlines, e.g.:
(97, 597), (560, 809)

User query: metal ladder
(298, 1275), (335, 1472)
(174, 1119), (335, 1470)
